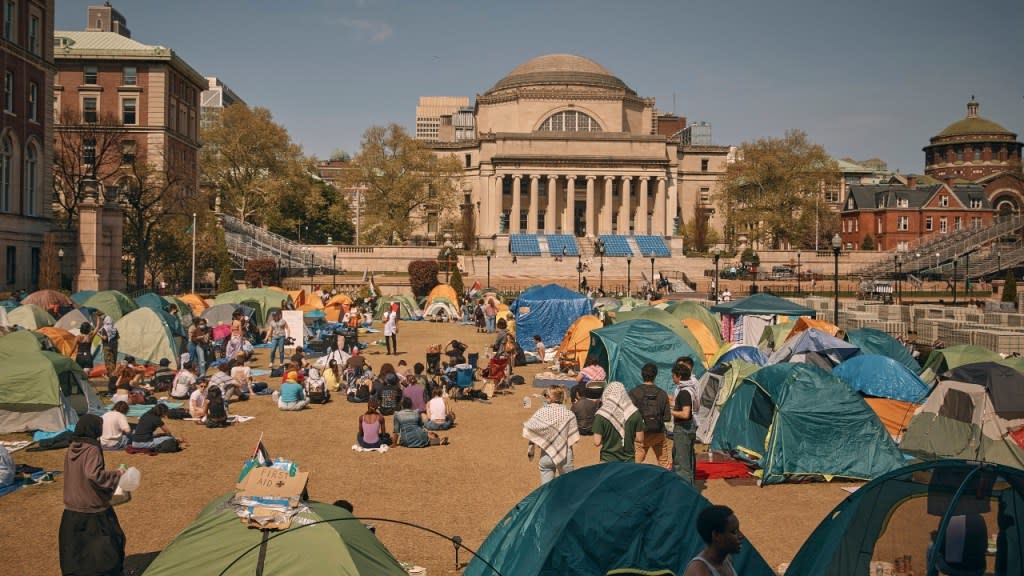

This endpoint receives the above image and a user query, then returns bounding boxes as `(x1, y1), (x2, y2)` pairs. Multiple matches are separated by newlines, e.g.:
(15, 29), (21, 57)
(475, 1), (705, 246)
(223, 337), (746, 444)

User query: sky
(56, 0), (1024, 175)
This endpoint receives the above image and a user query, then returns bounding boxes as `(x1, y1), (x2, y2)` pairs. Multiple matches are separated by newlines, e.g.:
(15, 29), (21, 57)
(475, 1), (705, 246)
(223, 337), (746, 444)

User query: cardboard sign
(281, 310), (305, 350)
(236, 466), (309, 499)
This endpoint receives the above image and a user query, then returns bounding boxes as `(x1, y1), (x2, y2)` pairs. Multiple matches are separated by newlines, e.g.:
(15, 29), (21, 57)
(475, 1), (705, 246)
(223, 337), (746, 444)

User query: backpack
(638, 388), (666, 434)
(305, 368), (329, 404)
(378, 386), (400, 415)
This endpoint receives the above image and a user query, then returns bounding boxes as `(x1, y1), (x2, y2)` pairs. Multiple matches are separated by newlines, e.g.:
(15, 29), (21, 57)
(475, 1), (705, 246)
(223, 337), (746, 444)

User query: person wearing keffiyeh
(592, 381), (645, 463)
(522, 386), (579, 485)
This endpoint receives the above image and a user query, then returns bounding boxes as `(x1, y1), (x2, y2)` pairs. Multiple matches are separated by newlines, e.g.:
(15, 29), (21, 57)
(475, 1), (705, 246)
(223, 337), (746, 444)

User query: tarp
(510, 284), (591, 352)
(786, 460), (1024, 576)
(612, 307), (706, 368)
(785, 316), (839, 341)
(463, 463), (774, 576)
(589, 319), (704, 394)
(37, 327), (77, 358)
(664, 300), (722, 339)
(144, 493), (407, 575)
(768, 328), (860, 367)
(557, 315), (603, 367)
(845, 327), (920, 372)
(918, 345), (1001, 385)
(0, 331), (101, 433)
(426, 284), (461, 316)
(214, 288), (291, 326)
(6, 303), (55, 329)
(115, 307), (181, 369)
(831, 354), (930, 403)
(373, 295), (422, 321)
(711, 363), (904, 484)
(81, 290), (137, 323)
(710, 292), (816, 317)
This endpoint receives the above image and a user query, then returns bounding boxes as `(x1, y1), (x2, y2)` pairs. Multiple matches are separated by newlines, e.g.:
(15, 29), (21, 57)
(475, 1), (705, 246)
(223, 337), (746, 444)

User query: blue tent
(463, 463), (774, 576)
(510, 284), (591, 352)
(845, 327), (919, 372)
(832, 354), (929, 403)
(590, 319), (704, 393)
(712, 345), (769, 370)
(767, 328), (860, 368)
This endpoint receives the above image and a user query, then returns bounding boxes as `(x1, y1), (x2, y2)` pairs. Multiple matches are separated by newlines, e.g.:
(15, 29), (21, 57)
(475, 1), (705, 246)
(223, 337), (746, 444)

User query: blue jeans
(486, 316), (496, 333)
(188, 342), (206, 374)
(425, 419), (451, 431)
(269, 336), (285, 366)
(539, 448), (573, 485)
(131, 436), (175, 451)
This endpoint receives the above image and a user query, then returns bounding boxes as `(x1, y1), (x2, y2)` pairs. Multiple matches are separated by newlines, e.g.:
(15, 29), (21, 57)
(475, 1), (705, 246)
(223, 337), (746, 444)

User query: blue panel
(545, 234), (579, 257)
(597, 235), (633, 257)
(634, 235), (670, 257)
(509, 234), (541, 256)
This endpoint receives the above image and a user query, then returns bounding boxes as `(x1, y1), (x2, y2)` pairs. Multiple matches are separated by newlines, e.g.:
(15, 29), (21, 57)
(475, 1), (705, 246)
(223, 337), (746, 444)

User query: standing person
(592, 382), (644, 462)
(523, 386), (580, 485)
(533, 335), (546, 365)
(265, 311), (290, 370)
(97, 314), (119, 394)
(59, 414), (126, 576)
(484, 298), (497, 333)
(671, 362), (699, 485)
(683, 505), (744, 576)
(74, 321), (99, 371)
(628, 363), (672, 469)
(383, 303), (399, 355)
(187, 318), (210, 375)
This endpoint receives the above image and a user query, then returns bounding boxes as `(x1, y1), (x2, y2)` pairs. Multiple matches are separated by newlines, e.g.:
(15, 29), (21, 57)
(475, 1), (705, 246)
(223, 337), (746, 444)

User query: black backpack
(638, 388), (665, 434)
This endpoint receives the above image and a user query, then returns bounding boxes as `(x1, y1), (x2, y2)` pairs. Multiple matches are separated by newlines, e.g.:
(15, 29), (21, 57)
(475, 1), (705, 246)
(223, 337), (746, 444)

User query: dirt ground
(1, 320), (854, 575)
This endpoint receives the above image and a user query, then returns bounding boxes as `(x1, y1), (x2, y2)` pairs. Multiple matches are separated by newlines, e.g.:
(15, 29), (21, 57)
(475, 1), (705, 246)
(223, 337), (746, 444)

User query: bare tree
(52, 110), (128, 230)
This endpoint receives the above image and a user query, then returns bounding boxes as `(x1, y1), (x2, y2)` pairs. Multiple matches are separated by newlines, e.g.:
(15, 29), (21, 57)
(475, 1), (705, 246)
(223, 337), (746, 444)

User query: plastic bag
(118, 466), (141, 492)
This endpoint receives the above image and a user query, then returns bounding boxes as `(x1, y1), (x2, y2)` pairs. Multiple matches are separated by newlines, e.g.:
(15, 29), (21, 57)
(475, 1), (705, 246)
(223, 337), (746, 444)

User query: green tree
(450, 266), (465, 296)
(343, 124), (463, 245)
(1003, 271), (1017, 304)
(52, 110), (128, 230)
(861, 235), (875, 251)
(217, 260), (237, 294)
(719, 130), (840, 249)
(200, 104), (309, 225)
(266, 177), (354, 244)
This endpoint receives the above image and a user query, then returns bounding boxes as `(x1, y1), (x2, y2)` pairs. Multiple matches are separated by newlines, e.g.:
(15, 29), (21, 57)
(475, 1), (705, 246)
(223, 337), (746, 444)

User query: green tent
(215, 288), (292, 327)
(134, 292), (185, 337)
(696, 360), (760, 445)
(162, 295), (194, 325)
(845, 327), (919, 372)
(589, 319), (705, 393)
(711, 363), (904, 485)
(756, 320), (795, 352)
(82, 290), (137, 323)
(373, 295), (423, 321)
(115, 307), (181, 369)
(611, 307), (706, 368)
(6, 303), (55, 329)
(145, 493), (408, 575)
(709, 292), (815, 317)
(0, 331), (101, 433)
(918, 345), (1001, 385)
(70, 290), (97, 306)
(664, 300), (722, 340)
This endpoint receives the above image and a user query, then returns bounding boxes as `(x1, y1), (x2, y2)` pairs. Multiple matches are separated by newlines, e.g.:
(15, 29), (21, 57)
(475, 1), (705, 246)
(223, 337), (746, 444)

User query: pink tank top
(361, 417), (381, 444)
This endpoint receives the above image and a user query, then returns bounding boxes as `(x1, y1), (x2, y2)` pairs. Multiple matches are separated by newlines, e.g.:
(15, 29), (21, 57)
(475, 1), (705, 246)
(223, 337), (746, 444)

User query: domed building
(428, 54), (730, 251)
(924, 97), (1023, 214)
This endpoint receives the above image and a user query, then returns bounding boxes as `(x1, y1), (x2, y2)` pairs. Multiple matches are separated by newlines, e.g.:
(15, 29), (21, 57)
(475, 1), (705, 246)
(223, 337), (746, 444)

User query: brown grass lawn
(1, 320), (852, 575)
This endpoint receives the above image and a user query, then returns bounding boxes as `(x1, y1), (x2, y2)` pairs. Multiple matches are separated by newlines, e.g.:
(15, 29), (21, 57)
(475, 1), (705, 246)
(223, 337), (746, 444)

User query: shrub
(408, 260), (439, 299)
(861, 235), (874, 251)
(217, 261), (237, 294)
(1003, 270), (1017, 305)
(245, 259), (277, 288)
(450, 266), (464, 296)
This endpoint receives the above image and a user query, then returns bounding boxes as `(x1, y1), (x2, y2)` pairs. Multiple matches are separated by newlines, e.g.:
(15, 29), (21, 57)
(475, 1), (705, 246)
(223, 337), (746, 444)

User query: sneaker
(37, 473), (55, 484)
(440, 437), (450, 446)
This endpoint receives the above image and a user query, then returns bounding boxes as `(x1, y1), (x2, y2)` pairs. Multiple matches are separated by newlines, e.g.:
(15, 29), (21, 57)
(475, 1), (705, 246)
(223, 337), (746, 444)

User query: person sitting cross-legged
(393, 397), (446, 448)
(273, 371), (308, 411)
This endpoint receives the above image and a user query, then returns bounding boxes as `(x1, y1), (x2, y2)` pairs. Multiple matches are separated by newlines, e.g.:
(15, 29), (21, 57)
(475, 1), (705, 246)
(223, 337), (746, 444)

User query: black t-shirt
(674, 389), (694, 424)
(133, 411), (164, 442)
(571, 397), (600, 434)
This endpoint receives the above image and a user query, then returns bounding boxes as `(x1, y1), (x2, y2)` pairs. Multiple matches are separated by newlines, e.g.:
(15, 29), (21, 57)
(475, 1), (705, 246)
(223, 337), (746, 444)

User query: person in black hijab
(59, 414), (126, 576)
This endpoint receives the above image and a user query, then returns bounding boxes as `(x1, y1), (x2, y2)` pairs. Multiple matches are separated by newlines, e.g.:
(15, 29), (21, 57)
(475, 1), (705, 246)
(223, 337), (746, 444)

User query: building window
(83, 138), (96, 167)
(898, 216), (909, 231)
(974, 147), (982, 161)
(0, 134), (10, 212)
(940, 217), (948, 233)
(537, 110), (602, 132)
(970, 198), (982, 209)
(83, 97), (97, 123)
(972, 217), (983, 229)
(896, 197), (908, 208)
(954, 216), (962, 231)
(539, 211), (546, 230)
(122, 98), (137, 125)
(121, 140), (136, 164)
(464, 153), (471, 168)
(3, 70), (12, 113)
(5, 246), (14, 285)
(699, 187), (710, 204)
(956, 148), (964, 162)
(877, 218), (882, 234)
(27, 82), (36, 122)
(84, 66), (98, 85)
(925, 217), (933, 231)
(28, 15), (39, 55)
(3, 1), (13, 41)
(122, 66), (137, 86)
(30, 246), (39, 287)
(520, 210), (527, 230)
(700, 158), (709, 172)
(23, 143), (35, 215)
(939, 195), (948, 207)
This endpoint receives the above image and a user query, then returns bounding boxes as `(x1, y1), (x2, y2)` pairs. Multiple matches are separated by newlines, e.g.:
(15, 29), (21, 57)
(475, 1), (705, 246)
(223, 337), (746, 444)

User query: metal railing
(220, 213), (335, 271)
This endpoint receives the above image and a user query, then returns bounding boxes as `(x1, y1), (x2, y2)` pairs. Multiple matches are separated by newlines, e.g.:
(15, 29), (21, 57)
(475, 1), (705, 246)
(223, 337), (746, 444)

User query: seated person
(151, 358), (176, 392)
(210, 362), (246, 402)
(324, 359), (344, 392)
(318, 344), (350, 371)
(273, 371), (308, 411)
(290, 349), (309, 372)
(356, 398), (390, 449)
(424, 386), (455, 431)
(375, 372), (403, 416)
(403, 369), (429, 413)
(280, 361), (305, 384)
(204, 386), (230, 428)
(347, 374), (372, 403)
(572, 355), (607, 401)
(100, 401), (132, 450)
(345, 348), (368, 378)
(229, 352), (253, 396)
(393, 397), (445, 448)
(112, 357), (146, 390)
(189, 379), (209, 421)
(130, 404), (178, 451)
(110, 383), (132, 406)
(170, 362), (197, 400)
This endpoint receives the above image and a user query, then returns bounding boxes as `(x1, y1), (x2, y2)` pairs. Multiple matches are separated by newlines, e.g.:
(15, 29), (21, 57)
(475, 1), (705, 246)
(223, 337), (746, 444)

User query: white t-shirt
(231, 365), (252, 388)
(384, 311), (398, 336)
(100, 411), (131, 448)
(189, 388), (207, 418)
(426, 397), (448, 422)
(171, 370), (195, 398)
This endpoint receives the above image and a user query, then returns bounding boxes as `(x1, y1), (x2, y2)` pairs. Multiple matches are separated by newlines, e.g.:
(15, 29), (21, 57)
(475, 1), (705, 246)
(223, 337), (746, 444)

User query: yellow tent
(324, 294), (353, 322)
(558, 315), (603, 367)
(426, 284), (461, 315)
(37, 327), (77, 358)
(682, 318), (720, 366)
(178, 294), (209, 317)
(289, 289), (307, 308)
(785, 316), (840, 342)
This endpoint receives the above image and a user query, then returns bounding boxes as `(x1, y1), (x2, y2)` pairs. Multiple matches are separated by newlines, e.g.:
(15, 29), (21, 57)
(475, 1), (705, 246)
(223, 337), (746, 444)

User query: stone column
(528, 175), (540, 233)
(545, 175), (558, 234)
(490, 175), (502, 236)
(510, 175), (522, 233)
(667, 176), (679, 236)
(585, 176), (596, 237)
(602, 177), (614, 232)
(619, 176), (632, 234)
(637, 177), (649, 235)
(653, 177), (666, 235)
(564, 176), (576, 236)
(76, 185), (102, 291)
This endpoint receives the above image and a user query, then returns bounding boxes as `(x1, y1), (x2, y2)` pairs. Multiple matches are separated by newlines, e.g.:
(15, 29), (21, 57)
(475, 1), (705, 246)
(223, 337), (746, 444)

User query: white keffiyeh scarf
(522, 403), (580, 467)
(595, 382), (638, 445)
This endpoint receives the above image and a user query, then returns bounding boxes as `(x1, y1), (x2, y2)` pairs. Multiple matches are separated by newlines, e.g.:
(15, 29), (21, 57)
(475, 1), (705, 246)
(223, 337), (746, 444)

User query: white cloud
(335, 18), (393, 42)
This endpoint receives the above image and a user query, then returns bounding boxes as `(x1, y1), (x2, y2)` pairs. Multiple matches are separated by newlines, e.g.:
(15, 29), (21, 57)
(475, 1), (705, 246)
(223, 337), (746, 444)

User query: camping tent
(786, 460), (1024, 576)
(710, 345), (769, 371)
(664, 300), (722, 339)
(135, 292), (185, 337)
(69, 290), (97, 306)
(589, 319), (705, 393)
(612, 307), (706, 366)
(845, 327), (920, 372)
(510, 284), (591, 352)
(711, 363), (904, 485)
(695, 360), (760, 445)
(785, 316), (840, 341)
(756, 320), (795, 353)
(918, 345), (1001, 385)
(901, 365), (1024, 469)
(373, 295), (423, 321)
(115, 307), (181, 369)
(323, 293), (353, 322)
(22, 289), (74, 312)
(832, 354), (930, 438)
(711, 293), (813, 346)
(682, 318), (720, 365)
(463, 463), (774, 576)
(202, 303), (256, 329)
(767, 328), (860, 369)
(144, 493), (407, 575)
(37, 327), (78, 358)
(214, 288), (292, 327)
(81, 290), (137, 323)
(557, 314), (603, 367)
(55, 308), (95, 332)
(6, 303), (55, 329)
(425, 284), (461, 317)
(0, 331), (102, 433)
(177, 293), (209, 317)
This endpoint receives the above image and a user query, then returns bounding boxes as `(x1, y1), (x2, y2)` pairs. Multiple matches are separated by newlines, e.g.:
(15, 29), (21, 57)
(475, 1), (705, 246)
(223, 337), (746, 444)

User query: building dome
(486, 54), (632, 94)
(932, 97), (1015, 141)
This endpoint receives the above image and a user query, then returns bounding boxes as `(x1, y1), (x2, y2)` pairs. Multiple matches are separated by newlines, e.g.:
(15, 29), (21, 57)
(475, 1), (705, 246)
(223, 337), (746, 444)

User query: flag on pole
(469, 280), (482, 296)
(252, 434), (272, 466)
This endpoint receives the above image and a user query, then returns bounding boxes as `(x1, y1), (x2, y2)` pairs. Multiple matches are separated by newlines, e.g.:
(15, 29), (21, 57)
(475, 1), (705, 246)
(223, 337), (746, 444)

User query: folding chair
(481, 356), (511, 397)
(451, 364), (475, 401)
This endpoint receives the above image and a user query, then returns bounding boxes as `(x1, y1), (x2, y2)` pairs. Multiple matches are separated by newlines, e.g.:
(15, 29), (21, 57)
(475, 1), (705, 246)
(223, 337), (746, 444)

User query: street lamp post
(712, 247), (721, 302)
(896, 254), (902, 305)
(308, 252), (313, 288)
(650, 257), (656, 295)
(332, 252), (337, 289)
(832, 233), (842, 326)
(486, 250), (493, 290)
(626, 257), (632, 296)
(594, 239), (606, 293)
(952, 257), (958, 305)
(58, 248), (65, 290)
(796, 250), (801, 295)
(576, 254), (583, 292)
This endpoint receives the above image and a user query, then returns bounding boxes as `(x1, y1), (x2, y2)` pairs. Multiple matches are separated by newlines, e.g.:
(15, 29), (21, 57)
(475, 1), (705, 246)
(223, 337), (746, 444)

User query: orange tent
(37, 327), (77, 358)
(178, 294), (209, 317)
(324, 294), (354, 322)
(864, 397), (918, 439)
(289, 289), (307, 308)
(785, 316), (840, 342)
(558, 315), (603, 367)
(681, 318), (719, 366)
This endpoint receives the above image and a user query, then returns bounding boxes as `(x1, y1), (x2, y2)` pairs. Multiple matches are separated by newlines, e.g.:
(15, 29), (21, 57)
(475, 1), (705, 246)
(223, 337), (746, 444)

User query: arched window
(0, 135), (11, 213)
(23, 143), (36, 215)
(538, 110), (602, 133)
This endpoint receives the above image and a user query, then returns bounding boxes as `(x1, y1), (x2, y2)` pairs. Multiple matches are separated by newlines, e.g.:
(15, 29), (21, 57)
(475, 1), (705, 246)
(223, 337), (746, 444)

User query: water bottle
(522, 396), (531, 408)
(118, 466), (141, 492)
